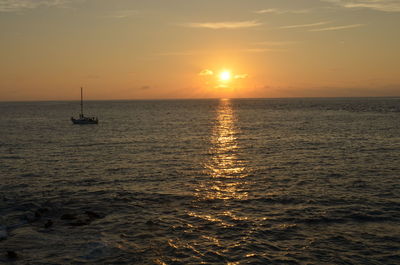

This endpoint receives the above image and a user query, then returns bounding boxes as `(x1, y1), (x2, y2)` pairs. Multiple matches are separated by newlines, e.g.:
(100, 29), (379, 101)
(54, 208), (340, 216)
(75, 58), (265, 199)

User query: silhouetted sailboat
(71, 87), (98, 124)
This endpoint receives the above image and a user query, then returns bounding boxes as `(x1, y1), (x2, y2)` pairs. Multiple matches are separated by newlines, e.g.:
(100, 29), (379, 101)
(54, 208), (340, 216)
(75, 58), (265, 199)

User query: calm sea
(1, 98), (399, 264)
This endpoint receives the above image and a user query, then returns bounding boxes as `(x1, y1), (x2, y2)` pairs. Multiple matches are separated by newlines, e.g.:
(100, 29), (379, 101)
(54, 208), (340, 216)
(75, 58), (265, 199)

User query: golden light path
(198, 98), (249, 200)
(175, 99), (252, 262)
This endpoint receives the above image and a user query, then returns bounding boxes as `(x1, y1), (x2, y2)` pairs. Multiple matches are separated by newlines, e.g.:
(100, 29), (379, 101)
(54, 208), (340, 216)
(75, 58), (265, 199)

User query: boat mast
(80, 87), (84, 117)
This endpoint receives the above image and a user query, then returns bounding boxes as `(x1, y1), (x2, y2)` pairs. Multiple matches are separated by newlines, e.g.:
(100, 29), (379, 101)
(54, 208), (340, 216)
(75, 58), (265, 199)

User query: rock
(24, 212), (39, 223)
(7, 250), (17, 259)
(85, 211), (101, 220)
(44, 219), (53, 228)
(60, 213), (77, 220)
(35, 207), (49, 218)
(146, 220), (156, 226)
(61, 210), (103, 227)
(69, 220), (90, 226)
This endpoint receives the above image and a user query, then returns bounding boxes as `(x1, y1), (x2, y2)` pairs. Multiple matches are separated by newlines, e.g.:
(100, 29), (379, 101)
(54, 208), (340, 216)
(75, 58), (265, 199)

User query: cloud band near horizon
(182, 20), (262, 29)
(324, 0), (400, 12)
(0, 0), (69, 12)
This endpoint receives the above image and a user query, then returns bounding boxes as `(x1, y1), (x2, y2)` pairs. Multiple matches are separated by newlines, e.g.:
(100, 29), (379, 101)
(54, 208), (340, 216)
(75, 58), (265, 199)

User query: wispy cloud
(237, 48), (287, 53)
(183, 20), (262, 29)
(140, 85), (151, 90)
(157, 50), (203, 56)
(309, 23), (365, 31)
(199, 69), (213, 76)
(103, 10), (138, 19)
(0, 0), (70, 12)
(255, 8), (278, 14)
(252, 41), (299, 46)
(324, 0), (400, 12)
(255, 8), (312, 14)
(158, 47), (285, 57)
(233, 74), (248, 79)
(280, 21), (330, 29)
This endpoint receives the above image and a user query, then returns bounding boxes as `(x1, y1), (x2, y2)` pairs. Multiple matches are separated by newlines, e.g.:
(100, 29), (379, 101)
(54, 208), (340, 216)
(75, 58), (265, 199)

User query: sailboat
(71, 87), (98, 124)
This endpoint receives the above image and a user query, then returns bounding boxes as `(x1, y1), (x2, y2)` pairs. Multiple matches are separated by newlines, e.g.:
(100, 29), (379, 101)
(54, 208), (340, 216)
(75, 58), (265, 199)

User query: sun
(219, 70), (232, 82)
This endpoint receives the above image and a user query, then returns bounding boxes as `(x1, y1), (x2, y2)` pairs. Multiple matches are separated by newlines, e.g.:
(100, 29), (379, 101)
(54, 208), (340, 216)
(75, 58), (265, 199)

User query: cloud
(0, 0), (70, 12)
(157, 51), (201, 56)
(255, 8), (279, 14)
(234, 74), (248, 79)
(309, 23), (365, 31)
(279, 20), (364, 32)
(103, 10), (138, 19)
(255, 8), (312, 14)
(280, 21), (330, 29)
(159, 47), (286, 57)
(323, 0), (400, 12)
(183, 20), (262, 29)
(140, 85), (151, 90)
(199, 69), (214, 76)
(237, 48), (287, 53)
(253, 41), (299, 46)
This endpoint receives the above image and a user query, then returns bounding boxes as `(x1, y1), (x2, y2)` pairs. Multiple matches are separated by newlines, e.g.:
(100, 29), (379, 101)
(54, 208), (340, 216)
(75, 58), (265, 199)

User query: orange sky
(0, 0), (399, 101)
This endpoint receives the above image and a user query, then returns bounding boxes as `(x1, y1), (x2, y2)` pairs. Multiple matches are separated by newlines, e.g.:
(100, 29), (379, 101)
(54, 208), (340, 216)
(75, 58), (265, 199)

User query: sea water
(0, 98), (399, 264)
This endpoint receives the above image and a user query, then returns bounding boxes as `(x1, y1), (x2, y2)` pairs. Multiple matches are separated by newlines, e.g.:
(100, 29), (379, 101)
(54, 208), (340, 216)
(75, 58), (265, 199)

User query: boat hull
(71, 117), (98, 125)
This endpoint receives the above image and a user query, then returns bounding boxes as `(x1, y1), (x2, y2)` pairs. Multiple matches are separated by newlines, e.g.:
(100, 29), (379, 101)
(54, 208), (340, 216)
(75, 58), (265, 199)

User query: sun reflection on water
(198, 98), (249, 200)
(167, 99), (253, 263)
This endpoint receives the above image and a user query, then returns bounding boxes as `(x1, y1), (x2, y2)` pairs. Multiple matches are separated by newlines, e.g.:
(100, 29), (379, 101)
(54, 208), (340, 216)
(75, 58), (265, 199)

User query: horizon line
(1, 95), (400, 103)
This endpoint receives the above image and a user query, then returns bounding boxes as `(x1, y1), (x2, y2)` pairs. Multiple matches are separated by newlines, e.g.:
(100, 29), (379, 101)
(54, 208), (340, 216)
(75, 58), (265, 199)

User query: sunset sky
(0, 0), (399, 100)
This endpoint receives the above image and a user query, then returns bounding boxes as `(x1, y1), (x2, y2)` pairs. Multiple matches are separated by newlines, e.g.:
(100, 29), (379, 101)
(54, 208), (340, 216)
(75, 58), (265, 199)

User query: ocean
(0, 98), (399, 264)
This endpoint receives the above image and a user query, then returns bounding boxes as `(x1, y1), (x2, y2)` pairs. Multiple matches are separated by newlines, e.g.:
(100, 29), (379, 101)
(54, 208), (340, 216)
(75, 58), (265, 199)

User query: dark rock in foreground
(7, 250), (17, 259)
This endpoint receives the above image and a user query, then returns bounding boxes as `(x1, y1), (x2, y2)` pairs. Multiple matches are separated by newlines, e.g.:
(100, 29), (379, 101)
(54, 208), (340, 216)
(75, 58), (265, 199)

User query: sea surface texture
(1, 98), (399, 264)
